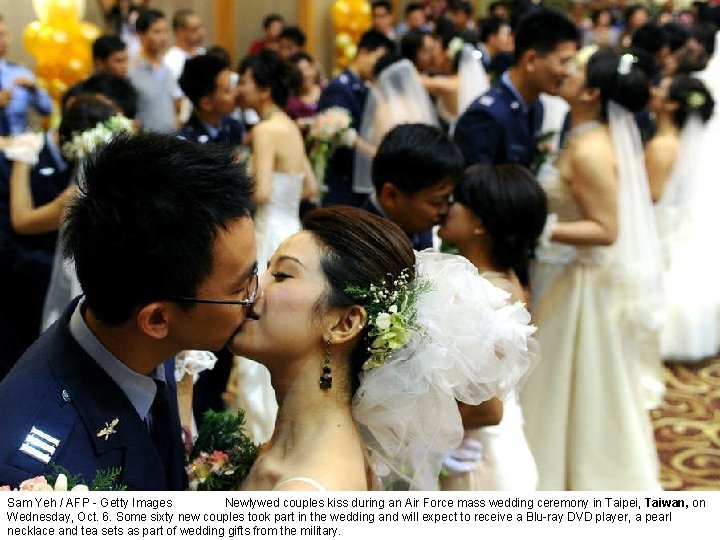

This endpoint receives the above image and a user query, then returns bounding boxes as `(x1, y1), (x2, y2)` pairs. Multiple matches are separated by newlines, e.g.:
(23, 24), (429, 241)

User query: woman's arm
(458, 398), (503, 430)
(301, 155), (319, 201)
(9, 161), (72, 235)
(551, 147), (618, 246)
(251, 125), (275, 206)
(419, 74), (458, 98)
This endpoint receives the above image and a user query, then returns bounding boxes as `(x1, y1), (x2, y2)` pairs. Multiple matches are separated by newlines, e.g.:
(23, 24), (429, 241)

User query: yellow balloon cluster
(332, 0), (371, 72)
(22, 0), (101, 102)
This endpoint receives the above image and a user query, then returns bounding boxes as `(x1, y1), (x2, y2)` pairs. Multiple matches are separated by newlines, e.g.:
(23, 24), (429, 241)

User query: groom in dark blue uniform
(317, 29), (395, 207)
(454, 8), (579, 168)
(0, 134), (257, 490)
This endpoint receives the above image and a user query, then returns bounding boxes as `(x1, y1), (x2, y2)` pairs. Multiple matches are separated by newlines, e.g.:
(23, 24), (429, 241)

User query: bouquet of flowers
(0, 465), (126, 491)
(307, 107), (353, 186)
(61, 114), (134, 162)
(186, 410), (259, 491)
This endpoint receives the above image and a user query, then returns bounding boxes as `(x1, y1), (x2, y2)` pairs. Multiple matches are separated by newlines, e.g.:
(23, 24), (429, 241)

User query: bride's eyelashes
(271, 272), (293, 281)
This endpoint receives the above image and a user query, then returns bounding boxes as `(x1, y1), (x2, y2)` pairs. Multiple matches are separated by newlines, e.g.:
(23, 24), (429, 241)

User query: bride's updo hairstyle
(586, 48), (650, 120)
(667, 74), (715, 128)
(455, 164), (548, 274)
(238, 49), (301, 108)
(302, 206), (415, 393)
(59, 95), (121, 163)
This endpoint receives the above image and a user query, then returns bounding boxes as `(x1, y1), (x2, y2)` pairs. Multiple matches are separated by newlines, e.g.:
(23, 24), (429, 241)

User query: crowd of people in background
(0, 0), (719, 492)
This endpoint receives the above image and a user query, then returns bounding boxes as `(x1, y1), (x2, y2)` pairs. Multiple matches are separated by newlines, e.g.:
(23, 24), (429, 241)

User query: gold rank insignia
(96, 418), (120, 441)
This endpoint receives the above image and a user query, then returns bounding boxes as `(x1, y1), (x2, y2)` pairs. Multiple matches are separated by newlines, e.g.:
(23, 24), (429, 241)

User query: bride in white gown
(231, 50), (318, 444)
(522, 49), (662, 490)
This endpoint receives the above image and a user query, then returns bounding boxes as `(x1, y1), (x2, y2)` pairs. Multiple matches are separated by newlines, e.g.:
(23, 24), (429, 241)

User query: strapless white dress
(521, 164), (660, 490)
(234, 171), (304, 445)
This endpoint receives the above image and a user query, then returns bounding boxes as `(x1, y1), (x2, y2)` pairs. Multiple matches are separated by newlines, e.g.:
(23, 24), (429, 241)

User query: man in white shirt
(164, 9), (206, 125)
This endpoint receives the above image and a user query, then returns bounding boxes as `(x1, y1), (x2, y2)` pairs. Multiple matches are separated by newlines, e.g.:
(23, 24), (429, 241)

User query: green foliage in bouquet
(46, 464), (127, 491)
(187, 409), (259, 491)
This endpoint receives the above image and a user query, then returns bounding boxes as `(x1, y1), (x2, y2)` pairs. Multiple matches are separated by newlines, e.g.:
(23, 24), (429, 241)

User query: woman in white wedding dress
(437, 164), (545, 491)
(521, 49), (662, 490)
(230, 206), (538, 491)
(648, 74), (720, 361)
(230, 49), (318, 445)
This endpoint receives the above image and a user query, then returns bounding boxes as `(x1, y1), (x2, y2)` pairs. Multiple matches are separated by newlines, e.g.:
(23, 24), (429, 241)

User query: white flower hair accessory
(345, 269), (431, 371)
(61, 114), (134, 162)
(446, 37), (464, 61)
(617, 53), (638, 76)
(352, 250), (539, 490)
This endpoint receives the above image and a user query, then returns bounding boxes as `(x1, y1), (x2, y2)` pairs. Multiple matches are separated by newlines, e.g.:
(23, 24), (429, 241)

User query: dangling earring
(319, 339), (332, 390)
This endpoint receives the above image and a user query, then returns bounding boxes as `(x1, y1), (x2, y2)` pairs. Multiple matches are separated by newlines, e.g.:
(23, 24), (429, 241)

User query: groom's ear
(328, 305), (367, 345)
(136, 302), (171, 340)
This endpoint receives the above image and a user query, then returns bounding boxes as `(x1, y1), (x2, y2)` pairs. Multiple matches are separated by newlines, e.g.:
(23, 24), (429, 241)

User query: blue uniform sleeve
(317, 84), (352, 115)
(31, 86), (53, 116)
(453, 106), (503, 167)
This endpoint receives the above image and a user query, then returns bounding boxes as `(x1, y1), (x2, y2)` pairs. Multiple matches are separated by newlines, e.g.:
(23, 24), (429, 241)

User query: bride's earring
(319, 339), (332, 390)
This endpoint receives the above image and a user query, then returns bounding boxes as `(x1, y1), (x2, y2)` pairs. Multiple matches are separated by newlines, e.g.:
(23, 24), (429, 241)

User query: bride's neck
(654, 112), (678, 136)
(259, 102), (282, 121)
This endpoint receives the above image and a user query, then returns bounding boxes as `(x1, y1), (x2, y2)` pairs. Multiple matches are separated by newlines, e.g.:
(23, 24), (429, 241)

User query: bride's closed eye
(271, 272), (293, 281)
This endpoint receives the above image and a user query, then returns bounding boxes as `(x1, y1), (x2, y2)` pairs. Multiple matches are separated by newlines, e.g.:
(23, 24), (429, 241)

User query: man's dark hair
(449, 1), (473, 16)
(372, 0), (393, 13)
(92, 35), (126, 61)
(513, 7), (578, 65)
(405, 2), (423, 16)
(631, 23), (667, 56)
(692, 23), (718, 57)
(172, 8), (196, 32)
(58, 95), (120, 154)
(662, 22), (690, 52)
(74, 74), (138, 118)
(480, 16), (506, 43)
(63, 133), (254, 325)
(136, 9), (165, 33)
(372, 123), (464, 195)
(400, 29), (427, 63)
(179, 54), (230, 108)
(262, 14), (284, 29)
(279, 26), (306, 48)
(357, 29), (397, 54)
(206, 45), (232, 65)
(488, 1), (507, 16)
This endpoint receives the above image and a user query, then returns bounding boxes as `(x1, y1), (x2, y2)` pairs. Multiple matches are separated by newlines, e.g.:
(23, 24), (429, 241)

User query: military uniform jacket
(317, 68), (368, 207)
(0, 300), (188, 490)
(453, 78), (544, 168)
(177, 113), (245, 148)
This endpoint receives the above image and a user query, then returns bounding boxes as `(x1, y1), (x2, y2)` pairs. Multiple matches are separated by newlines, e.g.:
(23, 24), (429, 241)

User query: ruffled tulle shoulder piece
(352, 249), (539, 490)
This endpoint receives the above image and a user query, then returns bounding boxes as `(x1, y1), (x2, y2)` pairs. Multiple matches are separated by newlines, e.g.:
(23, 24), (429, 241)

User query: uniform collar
(501, 72), (529, 114)
(69, 300), (164, 423)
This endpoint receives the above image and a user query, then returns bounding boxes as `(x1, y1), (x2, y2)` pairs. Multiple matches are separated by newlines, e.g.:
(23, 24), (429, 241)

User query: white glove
(4, 132), (44, 165)
(442, 437), (484, 474)
(338, 127), (357, 148)
(539, 213), (558, 248)
(174, 350), (218, 383)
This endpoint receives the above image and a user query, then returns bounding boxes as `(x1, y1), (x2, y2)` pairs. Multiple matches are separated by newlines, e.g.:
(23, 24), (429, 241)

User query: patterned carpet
(652, 357), (720, 490)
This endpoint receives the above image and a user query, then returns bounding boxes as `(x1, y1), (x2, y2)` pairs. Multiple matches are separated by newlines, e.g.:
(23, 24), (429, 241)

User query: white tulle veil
(457, 44), (490, 118)
(351, 250), (539, 490)
(607, 101), (664, 331)
(352, 59), (439, 194)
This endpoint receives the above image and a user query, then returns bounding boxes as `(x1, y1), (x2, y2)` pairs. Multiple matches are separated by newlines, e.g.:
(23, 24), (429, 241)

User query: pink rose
(0, 485), (11, 491)
(19, 476), (53, 491)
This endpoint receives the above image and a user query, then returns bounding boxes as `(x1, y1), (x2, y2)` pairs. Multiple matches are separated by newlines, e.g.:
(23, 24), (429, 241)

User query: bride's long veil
(352, 59), (438, 194)
(607, 101), (665, 406)
(457, 44), (490, 118)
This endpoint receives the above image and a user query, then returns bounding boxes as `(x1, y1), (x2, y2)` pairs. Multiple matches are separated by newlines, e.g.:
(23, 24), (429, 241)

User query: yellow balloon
(78, 21), (100, 43)
(335, 32), (352, 49)
(344, 44), (357, 60)
(45, 0), (82, 25)
(22, 21), (43, 56)
(331, 0), (352, 29)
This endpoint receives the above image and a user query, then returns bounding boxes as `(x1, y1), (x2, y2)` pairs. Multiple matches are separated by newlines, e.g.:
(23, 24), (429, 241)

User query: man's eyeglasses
(166, 268), (259, 307)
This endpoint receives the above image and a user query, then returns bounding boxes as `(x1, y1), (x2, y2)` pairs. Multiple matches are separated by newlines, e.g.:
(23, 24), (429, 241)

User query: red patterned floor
(652, 357), (720, 490)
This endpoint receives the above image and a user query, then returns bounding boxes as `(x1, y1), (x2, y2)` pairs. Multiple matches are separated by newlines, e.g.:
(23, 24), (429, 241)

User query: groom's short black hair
(358, 29), (396, 55)
(372, 124), (464, 195)
(513, 8), (579, 65)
